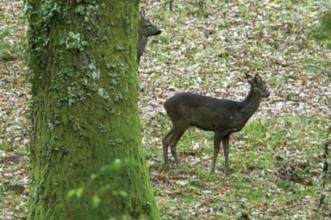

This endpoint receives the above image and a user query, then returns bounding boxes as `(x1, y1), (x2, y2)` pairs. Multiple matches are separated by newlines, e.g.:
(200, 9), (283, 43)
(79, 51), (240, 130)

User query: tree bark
(26, 0), (160, 219)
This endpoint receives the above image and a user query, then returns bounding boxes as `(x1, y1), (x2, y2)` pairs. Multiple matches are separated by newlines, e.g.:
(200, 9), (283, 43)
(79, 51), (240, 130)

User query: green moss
(27, 0), (159, 219)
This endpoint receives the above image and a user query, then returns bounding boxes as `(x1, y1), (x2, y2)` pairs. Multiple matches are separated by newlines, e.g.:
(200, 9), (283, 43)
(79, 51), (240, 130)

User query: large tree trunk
(26, 0), (160, 219)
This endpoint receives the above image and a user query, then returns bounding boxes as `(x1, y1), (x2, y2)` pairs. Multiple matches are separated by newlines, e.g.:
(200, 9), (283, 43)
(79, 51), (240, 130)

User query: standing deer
(137, 11), (161, 63)
(162, 73), (270, 174)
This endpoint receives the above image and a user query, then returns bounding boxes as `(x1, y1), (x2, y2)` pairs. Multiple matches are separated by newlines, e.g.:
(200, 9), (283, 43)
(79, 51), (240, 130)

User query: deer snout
(155, 29), (162, 35)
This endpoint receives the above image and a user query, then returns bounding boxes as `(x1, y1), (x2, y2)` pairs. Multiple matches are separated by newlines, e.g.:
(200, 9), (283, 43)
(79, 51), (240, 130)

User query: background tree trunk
(26, 0), (160, 219)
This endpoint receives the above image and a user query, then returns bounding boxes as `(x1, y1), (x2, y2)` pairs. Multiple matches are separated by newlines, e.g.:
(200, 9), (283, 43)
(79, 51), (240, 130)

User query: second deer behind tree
(137, 11), (161, 63)
(162, 73), (270, 175)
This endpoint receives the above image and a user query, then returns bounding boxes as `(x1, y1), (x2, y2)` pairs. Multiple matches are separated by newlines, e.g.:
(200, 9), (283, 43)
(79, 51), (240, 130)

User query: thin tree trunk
(26, 0), (160, 219)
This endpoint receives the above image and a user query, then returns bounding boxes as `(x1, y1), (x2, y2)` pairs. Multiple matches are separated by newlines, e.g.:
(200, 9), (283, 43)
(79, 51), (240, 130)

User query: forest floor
(1, 0), (330, 219)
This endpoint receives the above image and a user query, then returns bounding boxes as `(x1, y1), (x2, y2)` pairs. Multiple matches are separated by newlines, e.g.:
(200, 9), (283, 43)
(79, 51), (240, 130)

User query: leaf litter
(1, 0), (331, 219)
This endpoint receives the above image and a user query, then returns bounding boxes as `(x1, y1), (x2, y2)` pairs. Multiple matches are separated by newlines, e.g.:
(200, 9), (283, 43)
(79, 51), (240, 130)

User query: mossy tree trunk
(25, 0), (160, 219)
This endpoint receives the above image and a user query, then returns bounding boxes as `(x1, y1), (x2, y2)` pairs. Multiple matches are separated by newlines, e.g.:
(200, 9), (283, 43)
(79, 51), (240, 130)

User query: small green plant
(0, 142), (11, 151)
(0, 28), (15, 61)
(320, 11), (331, 49)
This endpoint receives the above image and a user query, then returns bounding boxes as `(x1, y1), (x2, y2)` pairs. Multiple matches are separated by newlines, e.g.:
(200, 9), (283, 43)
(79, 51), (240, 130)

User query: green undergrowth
(149, 113), (328, 218)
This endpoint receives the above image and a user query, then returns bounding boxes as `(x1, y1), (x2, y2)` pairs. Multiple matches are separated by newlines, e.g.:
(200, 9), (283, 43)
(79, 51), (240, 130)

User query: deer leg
(210, 132), (222, 174)
(162, 128), (175, 167)
(169, 125), (187, 168)
(222, 134), (230, 175)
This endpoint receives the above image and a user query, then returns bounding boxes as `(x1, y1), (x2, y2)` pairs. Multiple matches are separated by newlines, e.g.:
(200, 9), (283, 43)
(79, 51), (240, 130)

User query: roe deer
(137, 11), (161, 63)
(162, 73), (270, 174)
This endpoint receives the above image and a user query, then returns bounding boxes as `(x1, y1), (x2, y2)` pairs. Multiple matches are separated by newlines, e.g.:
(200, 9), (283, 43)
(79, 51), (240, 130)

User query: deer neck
(138, 31), (147, 42)
(138, 32), (148, 44)
(240, 85), (262, 119)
